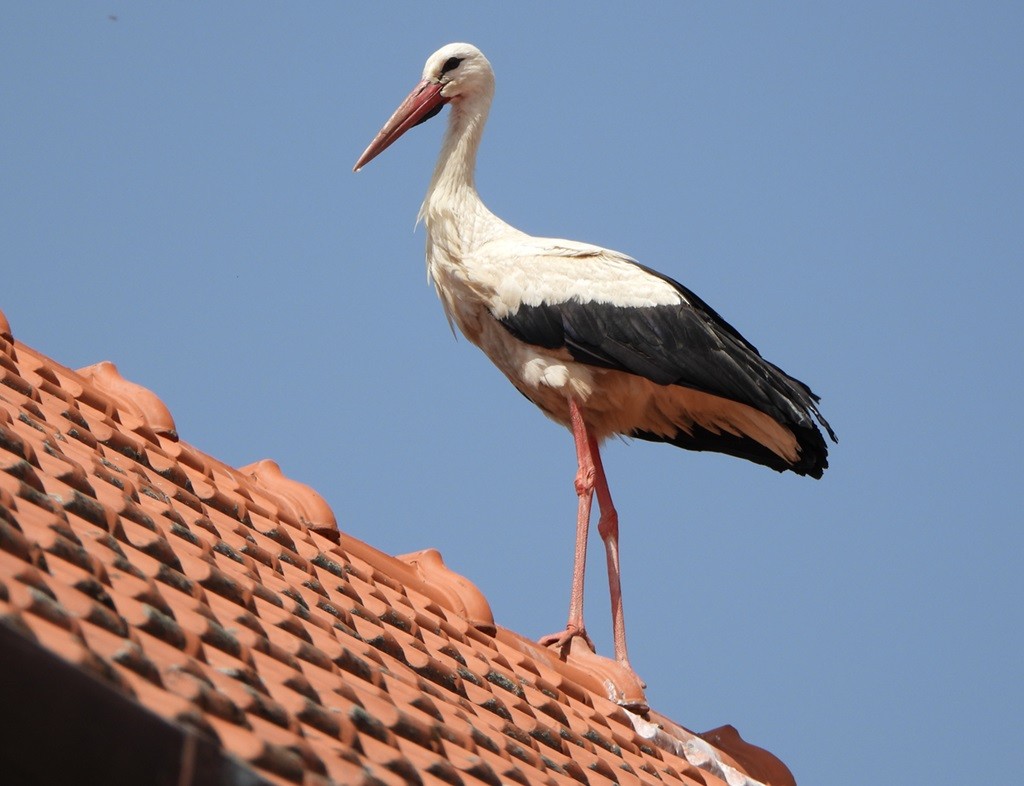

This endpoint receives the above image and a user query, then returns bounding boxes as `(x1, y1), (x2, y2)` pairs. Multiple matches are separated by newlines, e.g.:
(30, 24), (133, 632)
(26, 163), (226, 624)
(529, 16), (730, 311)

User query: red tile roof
(0, 308), (795, 786)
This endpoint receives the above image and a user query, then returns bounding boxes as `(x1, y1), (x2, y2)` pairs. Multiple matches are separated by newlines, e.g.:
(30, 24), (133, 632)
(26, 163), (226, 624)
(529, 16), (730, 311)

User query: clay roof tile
(0, 307), (794, 786)
(77, 360), (177, 439)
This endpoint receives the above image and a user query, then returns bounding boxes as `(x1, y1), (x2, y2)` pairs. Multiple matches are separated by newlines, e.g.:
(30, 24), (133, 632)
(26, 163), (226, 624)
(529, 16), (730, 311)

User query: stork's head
(421, 43), (494, 102)
(353, 43), (493, 171)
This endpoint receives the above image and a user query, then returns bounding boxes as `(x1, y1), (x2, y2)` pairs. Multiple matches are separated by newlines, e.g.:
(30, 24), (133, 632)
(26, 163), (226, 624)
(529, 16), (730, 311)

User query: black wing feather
(496, 262), (836, 475)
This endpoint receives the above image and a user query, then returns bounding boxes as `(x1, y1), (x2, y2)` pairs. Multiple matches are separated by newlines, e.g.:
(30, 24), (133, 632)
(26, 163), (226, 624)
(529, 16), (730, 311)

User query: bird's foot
(539, 624), (595, 656)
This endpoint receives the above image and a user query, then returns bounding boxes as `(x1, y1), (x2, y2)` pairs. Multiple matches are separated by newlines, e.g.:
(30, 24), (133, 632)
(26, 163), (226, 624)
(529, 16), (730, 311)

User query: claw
(539, 624), (595, 655)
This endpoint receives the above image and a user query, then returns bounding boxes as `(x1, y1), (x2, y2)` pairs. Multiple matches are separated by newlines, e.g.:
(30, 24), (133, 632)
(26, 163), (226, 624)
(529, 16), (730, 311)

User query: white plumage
(355, 43), (835, 698)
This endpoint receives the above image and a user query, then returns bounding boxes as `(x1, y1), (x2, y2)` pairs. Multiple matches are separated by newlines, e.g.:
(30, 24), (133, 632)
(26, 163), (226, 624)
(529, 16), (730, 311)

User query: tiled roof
(0, 307), (795, 786)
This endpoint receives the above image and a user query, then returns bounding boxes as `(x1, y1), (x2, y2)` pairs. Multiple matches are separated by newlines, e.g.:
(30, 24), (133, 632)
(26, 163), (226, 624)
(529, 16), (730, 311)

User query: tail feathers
(632, 421), (830, 478)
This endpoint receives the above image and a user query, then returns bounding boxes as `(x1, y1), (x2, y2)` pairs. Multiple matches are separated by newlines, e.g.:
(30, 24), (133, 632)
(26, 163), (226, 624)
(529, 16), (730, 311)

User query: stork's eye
(441, 56), (463, 75)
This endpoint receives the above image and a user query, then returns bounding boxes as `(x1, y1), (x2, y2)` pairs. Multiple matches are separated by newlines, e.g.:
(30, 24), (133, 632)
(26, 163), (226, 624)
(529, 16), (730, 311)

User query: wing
(491, 242), (837, 453)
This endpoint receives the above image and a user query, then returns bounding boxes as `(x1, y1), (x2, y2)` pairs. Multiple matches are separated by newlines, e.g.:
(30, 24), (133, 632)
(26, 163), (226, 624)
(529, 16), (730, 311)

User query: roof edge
(0, 619), (274, 786)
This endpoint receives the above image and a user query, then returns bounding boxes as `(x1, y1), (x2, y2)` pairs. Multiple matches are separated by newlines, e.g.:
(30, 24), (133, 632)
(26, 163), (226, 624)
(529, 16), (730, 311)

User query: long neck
(418, 95), (497, 232)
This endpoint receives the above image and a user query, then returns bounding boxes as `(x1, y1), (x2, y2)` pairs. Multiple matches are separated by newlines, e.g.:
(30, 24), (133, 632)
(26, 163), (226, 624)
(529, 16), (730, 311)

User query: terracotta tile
(469, 744), (538, 786)
(203, 714), (307, 785)
(171, 509), (224, 546)
(434, 609), (474, 642)
(116, 515), (174, 559)
(43, 548), (113, 603)
(523, 685), (573, 728)
(131, 624), (197, 674)
(389, 706), (442, 757)
(0, 386), (38, 423)
(275, 557), (315, 588)
(249, 644), (304, 689)
(383, 623), (430, 663)
(221, 616), (275, 662)
(198, 493), (249, 531)
(407, 603), (452, 642)
(0, 524), (36, 573)
(170, 595), (247, 660)
(87, 467), (132, 508)
(465, 713), (517, 757)
(177, 551), (254, 612)
(95, 445), (147, 485)
(192, 659), (261, 708)
(208, 544), (259, 581)
(5, 412), (54, 451)
(332, 642), (386, 688)
(317, 575), (365, 615)
(417, 626), (465, 669)
(292, 623), (344, 671)
(499, 734), (549, 776)
(163, 667), (247, 725)
(312, 754), (374, 786)
(462, 677), (501, 709)
(292, 655), (344, 697)
(289, 583), (339, 623)
(272, 669), (320, 711)
(535, 742), (598, 785)
(104, 564), (169, 610)
(306, 560), (349, 595)
(31, 384), (74, 416)
(434, 701), (483, 740)
(261, 681), (332, 734)
(244, 525), (304, 566)
(17, 609), (131, 691)
(617, 745), (659, 773)
(368, 576), (419, 613)
(377, 673), (441, 720)
(392, 737), (461, 782)
(356, 731), (406, 769)
(118, 595), (202, 656)
(520, 712), (566, 758)
(0, 333), (796, 786)
(301, 528), (340, 554)
(78, 617), (161, 683)
(34, 448), (94, 497)
(347, 578), (389, 616)
(352, 758), (410, 786)
(224, 531), (280, 574)
(347, 607), (385, 639)
(55, 509), (116, 556)
(9, 498), (74, 548)
(257, 567), (308, 605)
(149, 517), (211, 562)
(577, 761), (625, 786)
(5, 576), (74, 631)
(347, 680), (401, 730)
(254, 593), (302, 632)
(43, 575), (122, 631)
(116, 666), (197, 724)
(32, 476), (97, 526)
(0, 468), (28, 507)
(243, 711), (304, 754)
(442, 640), (495, 683)
(131, 488), (175, 525)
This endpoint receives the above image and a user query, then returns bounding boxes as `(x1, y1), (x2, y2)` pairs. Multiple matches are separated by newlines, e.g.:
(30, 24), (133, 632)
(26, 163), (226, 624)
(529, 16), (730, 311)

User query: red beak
(353, 79), (448, 172)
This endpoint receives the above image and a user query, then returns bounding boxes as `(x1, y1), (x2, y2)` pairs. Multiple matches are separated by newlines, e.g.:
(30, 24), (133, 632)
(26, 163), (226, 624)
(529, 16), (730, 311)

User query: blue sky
(3, 4), (1022, 784)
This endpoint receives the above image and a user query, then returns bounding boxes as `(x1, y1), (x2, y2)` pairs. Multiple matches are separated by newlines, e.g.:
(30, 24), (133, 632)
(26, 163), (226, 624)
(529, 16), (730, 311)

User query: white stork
(354, 43), (836, 681)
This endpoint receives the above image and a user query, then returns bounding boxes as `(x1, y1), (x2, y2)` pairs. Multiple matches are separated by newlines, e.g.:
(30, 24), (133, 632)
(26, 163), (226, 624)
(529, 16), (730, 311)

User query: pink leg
(588, 432), (632, 670)
(539, 398), (597, 653)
